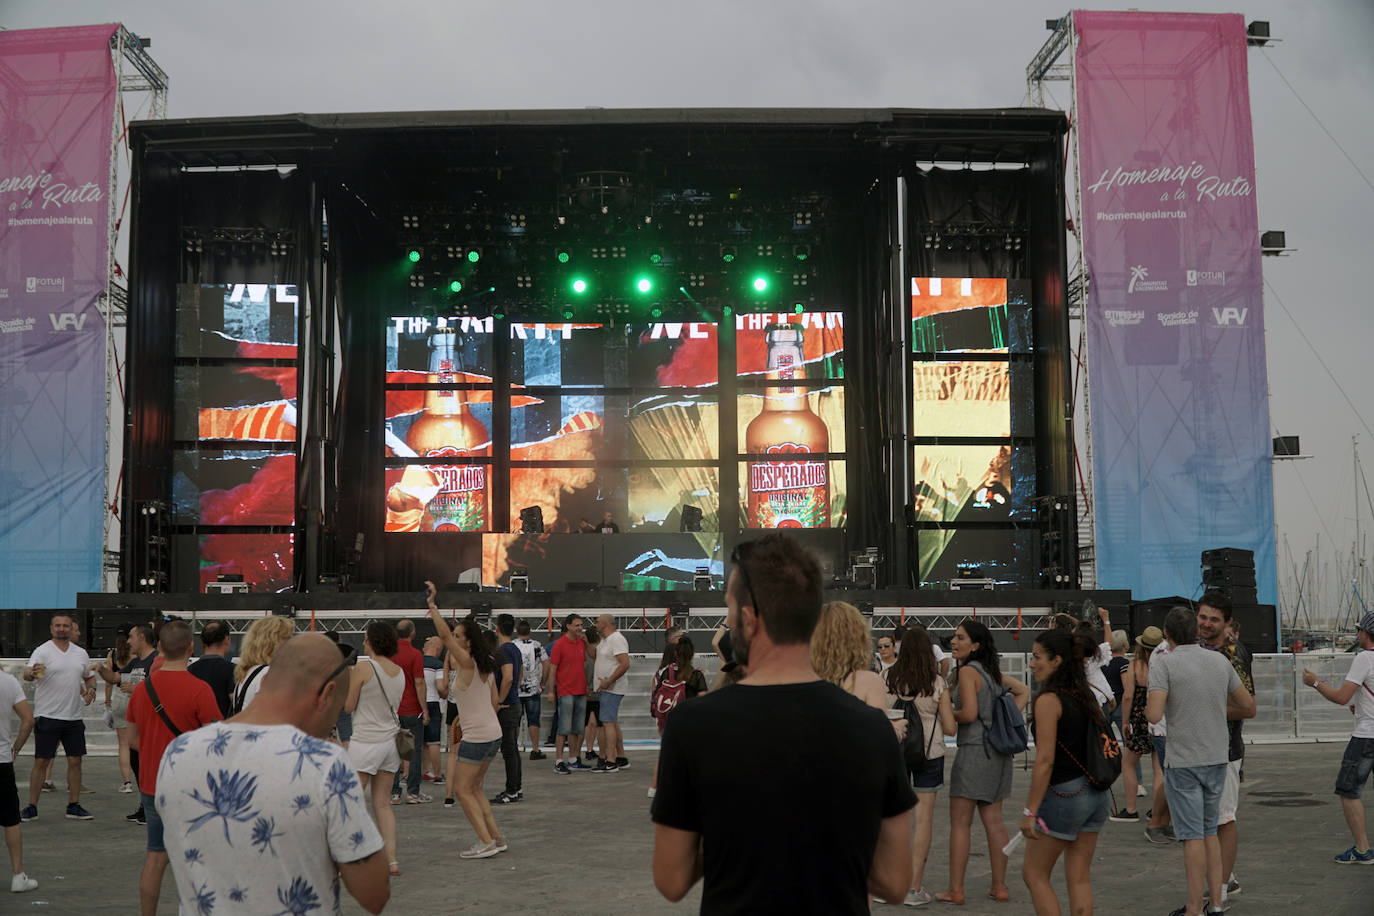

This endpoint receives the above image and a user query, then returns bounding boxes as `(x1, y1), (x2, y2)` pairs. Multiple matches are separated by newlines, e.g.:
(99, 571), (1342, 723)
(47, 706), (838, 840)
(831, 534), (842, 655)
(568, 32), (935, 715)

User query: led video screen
(737, 385), (846, 454)
(910, 361), (1034, 439)
(177, 283), (299, 358)
(507, 321), (720, 388)
(387, 315), (495, 378)
(175, 365), (299, 442)
(738, 460), (846, 529)
(909, 278), (1031, 354)
(911, 444), (1035, 523)
(384, 462), (492, 533)
(198, 533), (294, 593)
(736, 311), (844, 381)
(627, 321), (719, 387)
(603, 532), (723, 590)
(916, 528), (1035, 588)
(508, 467), (629, 534)
(172, 450), (294, 525)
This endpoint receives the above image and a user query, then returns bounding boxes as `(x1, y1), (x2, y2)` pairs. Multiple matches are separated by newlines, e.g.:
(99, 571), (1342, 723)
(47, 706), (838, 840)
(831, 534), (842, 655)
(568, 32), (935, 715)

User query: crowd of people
(0, 536), (1372, 913)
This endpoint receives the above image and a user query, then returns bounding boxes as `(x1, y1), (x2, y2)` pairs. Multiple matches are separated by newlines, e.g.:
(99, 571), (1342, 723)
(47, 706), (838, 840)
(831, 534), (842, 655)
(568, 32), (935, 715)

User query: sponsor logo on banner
(1157, 310), (1198, 327)
(1104, 309), (1145, 327)
(1127, 266), (1168, 294)
(0, 287), (8, 299)
(1212, 307), (1248, 327)
(49, 312), (89, 332)
(1187, 270), (1226, 287)
(1, 316), (36, 334)
(26, 276), (66, 293)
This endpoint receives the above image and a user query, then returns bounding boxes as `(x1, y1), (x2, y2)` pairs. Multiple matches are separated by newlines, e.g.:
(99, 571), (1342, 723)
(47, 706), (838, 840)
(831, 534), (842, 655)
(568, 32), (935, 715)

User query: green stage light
(650, 306), (663, 319)
(636, 277), (653, 294)
(752, 276), (769, 293)
(793, 302), (805, 314)
(562, 306), (574, 320)
(571, 278), (588, 294)
(467, 250), (481, 263)
(557, 250), (570, 263)
(449, 280), (463, 293)
(407, 250), (421, 263)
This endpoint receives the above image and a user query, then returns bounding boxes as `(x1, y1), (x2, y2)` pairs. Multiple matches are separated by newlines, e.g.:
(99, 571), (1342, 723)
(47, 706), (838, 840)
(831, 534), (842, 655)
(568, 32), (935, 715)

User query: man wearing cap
(1302, 611), (1374, 864)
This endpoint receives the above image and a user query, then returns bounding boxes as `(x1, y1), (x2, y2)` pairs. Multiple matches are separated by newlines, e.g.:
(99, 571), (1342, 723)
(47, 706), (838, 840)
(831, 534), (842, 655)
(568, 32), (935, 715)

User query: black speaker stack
(1201, 547), (1257, 606)
(1200, 547), (1277, 653)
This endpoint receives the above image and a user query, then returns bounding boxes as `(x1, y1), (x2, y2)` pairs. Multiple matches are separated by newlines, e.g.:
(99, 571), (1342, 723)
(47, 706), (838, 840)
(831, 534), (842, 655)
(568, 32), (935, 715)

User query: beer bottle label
(425, 447), (487, 532)
(747, 444), (829, 528)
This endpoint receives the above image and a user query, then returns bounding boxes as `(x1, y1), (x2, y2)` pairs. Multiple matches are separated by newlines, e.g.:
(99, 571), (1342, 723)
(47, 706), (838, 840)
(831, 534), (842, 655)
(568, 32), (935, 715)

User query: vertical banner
(0, 25), (118, 607)
(1075, 12), (1276, 604)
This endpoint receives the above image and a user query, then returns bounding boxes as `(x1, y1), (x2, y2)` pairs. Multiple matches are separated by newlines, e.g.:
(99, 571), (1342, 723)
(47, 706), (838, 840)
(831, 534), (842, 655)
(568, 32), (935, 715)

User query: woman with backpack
(884, 625), (957, 907)
(648, 637), (707, 798)
(938, 619), (1030, 905)
(1019, 629), (1113, 915)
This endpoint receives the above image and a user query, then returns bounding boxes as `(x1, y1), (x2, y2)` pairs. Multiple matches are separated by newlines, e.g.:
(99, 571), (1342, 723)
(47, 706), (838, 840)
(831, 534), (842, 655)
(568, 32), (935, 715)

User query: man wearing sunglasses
(652, 534), (915, 913)
(156, 633), (390, 916)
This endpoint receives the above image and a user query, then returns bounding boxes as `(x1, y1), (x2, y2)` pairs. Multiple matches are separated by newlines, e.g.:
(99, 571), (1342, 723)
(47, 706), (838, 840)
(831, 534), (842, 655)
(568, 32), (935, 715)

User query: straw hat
(1136, 626), (1164, 650)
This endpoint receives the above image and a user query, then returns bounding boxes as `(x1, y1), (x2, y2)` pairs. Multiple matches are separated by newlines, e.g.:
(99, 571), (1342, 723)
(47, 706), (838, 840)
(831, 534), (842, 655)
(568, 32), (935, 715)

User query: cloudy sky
(7, 1), (1372, 621)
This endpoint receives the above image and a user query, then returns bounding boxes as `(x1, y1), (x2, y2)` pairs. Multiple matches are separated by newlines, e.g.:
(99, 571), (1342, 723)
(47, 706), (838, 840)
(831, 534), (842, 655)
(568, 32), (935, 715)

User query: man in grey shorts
(1147, 607), (1255, 916)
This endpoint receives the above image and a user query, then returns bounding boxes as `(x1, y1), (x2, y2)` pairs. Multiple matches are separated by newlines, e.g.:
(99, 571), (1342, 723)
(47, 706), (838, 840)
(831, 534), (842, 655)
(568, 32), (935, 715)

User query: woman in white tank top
(345, 621), (405, 876)
(426, 580), (506, 860)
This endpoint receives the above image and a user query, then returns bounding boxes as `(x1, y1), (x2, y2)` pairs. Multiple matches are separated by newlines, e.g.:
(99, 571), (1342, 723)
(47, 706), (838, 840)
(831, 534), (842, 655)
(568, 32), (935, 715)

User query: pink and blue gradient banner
(1075, 11), (1275, 606)
(0, 24), (118, 607)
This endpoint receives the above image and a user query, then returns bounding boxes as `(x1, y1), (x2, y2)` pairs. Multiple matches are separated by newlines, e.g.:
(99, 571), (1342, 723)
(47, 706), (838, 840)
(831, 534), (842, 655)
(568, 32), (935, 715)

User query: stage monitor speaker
(1202, 567), (1257, 587)
(510, 574), (529, 593)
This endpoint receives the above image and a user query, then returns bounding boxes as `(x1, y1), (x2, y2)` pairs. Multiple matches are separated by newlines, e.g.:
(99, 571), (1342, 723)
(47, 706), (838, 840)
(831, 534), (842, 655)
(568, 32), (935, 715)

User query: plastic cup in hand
(32, 663), (47, 679)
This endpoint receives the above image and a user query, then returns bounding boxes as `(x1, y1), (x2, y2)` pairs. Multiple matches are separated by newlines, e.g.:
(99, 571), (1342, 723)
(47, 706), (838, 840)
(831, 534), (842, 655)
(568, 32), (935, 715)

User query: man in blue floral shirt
(157, 634), (389, 915)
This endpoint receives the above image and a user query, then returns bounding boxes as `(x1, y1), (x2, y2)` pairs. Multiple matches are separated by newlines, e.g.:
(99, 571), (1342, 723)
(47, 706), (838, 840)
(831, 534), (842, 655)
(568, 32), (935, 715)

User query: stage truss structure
(103, 25), (168, 590)
(1027, 14), (1096, 588)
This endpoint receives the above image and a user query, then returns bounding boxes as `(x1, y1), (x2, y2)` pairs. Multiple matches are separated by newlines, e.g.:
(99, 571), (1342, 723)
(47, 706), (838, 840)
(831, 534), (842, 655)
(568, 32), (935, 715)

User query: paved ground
(9, 742), (1372, 914)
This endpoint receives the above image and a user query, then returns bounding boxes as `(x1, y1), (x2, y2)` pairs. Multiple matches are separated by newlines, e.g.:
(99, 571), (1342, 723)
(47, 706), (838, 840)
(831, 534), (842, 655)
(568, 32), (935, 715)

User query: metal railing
(2, 652), (1359, 755)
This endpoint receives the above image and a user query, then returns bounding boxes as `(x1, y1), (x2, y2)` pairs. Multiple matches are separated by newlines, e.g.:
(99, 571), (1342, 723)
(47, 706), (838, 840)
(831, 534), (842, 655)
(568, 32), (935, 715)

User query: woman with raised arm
(1019, 629), (1112, 915)
(938, 619), (1031, 905)
(425, 580), (506, 859)
(344, 620), (404, 877)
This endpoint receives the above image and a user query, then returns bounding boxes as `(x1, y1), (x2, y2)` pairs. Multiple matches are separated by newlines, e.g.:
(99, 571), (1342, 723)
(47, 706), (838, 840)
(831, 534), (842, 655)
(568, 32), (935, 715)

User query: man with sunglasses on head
(652, 534), (915, 913)
(156, 633), (389, 915)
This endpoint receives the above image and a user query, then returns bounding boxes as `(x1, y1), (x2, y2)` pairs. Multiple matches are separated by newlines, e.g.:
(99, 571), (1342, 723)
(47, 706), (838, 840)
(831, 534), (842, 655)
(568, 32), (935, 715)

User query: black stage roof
(129, 107), (1069, 169)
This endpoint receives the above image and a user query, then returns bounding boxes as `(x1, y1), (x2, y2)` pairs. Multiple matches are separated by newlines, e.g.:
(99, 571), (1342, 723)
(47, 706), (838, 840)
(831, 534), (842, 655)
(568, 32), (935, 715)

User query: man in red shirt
(126, 619), (221, 916)
(390, 619), (430, 804)
(546, 614), (591, 774)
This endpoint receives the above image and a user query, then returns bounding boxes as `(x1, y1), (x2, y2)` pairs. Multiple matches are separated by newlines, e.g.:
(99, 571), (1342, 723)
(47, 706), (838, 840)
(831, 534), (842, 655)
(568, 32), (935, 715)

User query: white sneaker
(905, 888), (933, 907)
(459, 841), (500, 859)
(119, 781), (134, 794)
(647, 787), (656, 798)
(10, 872), (38, 893)
(1137, 785), (1148, 797)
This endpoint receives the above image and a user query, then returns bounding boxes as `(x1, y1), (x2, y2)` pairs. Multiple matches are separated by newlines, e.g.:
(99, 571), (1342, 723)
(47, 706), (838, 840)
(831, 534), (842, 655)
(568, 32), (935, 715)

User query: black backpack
(900, 697), (936, 771)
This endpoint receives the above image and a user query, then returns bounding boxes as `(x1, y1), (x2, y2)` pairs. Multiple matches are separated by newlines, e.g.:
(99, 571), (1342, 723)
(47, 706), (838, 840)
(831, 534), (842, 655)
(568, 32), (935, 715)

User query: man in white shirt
(157, 634), (390, 914)
(20, 613), (96, 822)
(1302, 611), (1374, 864)
(514, 620), (550, 760)
(591, 614), (631, 772)
(0, 665), (38, 892)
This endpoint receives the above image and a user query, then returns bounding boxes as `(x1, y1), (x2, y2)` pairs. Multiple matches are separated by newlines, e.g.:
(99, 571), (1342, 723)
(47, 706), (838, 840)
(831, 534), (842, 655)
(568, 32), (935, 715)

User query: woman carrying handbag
(345, 621), (405, 876)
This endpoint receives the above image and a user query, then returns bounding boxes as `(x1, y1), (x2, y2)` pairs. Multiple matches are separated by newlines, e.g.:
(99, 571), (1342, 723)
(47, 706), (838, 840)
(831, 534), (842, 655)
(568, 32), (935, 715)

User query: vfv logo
(49, 312), (88, 332)
(1212, 307), (1248, 327)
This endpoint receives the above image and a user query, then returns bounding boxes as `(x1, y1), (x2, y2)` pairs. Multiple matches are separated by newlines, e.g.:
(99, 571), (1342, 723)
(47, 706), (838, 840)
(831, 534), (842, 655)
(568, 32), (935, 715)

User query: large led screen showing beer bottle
(176, 283), (299, 358)
(385, 317), (494, 532)
(909, 277), (1031, 354)
(736, 312), (845, 528)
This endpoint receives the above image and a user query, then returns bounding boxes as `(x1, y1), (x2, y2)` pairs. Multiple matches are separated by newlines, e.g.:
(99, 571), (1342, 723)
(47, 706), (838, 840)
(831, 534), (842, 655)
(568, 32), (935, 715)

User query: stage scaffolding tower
(1026, 14), (1096, 588)
(103, 25), (168, 590)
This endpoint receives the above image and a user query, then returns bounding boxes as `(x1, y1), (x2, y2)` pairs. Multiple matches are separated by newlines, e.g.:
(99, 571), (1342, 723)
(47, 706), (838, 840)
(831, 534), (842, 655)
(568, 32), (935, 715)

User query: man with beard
(651, 534), (914, 913)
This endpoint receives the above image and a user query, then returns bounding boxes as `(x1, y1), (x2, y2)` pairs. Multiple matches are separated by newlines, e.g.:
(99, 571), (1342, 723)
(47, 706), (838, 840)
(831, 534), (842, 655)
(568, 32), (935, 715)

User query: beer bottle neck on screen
(761, 324), (809, 410)
(425, 327), (468, 415)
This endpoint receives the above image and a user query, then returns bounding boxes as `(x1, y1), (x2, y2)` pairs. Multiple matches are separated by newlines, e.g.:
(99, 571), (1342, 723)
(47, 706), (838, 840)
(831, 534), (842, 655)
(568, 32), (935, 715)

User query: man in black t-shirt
(651, 534), (914, 914)
(188, 621), (236, 718)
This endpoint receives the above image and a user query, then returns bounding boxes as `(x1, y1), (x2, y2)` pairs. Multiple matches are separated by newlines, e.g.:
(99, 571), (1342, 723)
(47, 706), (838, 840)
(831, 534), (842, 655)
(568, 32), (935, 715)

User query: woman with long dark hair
(649, 637), (708, 799)
(426, 581), (506, 859)
(884, 625), (957, 907)
(1019, 630), (1112, 915)
(938, 619), (1030, 905)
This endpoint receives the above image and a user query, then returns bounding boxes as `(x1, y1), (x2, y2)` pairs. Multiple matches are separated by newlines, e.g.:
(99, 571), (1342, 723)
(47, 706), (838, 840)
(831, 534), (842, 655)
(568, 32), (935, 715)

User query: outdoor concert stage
(111, 106), (1083, 640)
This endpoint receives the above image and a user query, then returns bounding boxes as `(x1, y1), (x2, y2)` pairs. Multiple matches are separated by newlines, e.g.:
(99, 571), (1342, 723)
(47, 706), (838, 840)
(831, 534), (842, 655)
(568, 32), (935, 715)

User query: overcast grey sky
(7, 1), (1372, 620)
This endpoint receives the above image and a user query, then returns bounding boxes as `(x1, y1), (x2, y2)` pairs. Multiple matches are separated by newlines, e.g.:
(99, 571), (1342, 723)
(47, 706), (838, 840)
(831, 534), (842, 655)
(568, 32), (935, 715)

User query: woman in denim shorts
(1019, 630), (1112, 915)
